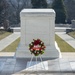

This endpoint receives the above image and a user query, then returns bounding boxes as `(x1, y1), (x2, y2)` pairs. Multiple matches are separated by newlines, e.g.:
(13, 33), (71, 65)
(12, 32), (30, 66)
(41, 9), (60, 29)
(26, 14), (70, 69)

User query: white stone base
(15, 42), (61, 58)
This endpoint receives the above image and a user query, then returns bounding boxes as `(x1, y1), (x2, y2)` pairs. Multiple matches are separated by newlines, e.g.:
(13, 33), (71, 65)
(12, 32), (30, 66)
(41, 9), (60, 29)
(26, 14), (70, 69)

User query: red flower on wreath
(33, 39), (41, 45)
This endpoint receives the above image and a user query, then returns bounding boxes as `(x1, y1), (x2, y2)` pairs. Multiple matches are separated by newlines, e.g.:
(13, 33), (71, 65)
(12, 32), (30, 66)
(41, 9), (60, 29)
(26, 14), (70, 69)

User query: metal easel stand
(28, 54), (46, 71)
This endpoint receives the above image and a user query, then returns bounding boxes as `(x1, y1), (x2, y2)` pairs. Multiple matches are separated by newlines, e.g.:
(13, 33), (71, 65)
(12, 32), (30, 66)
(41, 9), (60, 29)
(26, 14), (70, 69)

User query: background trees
(31, 0), (47, 8)
(0, 0), (9, 30)
(64, 0), (75, 23)
(0, 0), (75, 27)
(52, 0), (67, 24)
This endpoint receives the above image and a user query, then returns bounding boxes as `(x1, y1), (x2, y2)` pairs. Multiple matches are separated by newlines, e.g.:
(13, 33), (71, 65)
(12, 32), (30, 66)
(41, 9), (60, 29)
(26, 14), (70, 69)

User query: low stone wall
(55, 24), (71, 27)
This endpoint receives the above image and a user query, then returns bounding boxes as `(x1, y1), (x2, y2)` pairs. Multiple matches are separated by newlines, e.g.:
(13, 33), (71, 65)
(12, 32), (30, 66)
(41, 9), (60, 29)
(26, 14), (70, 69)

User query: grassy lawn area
(0, 30), (12, 40)
(1, 35), (75, 52)
(1, 38), (20, 52)
(55, 34), (75, 52)
(68, 31), (75, 39)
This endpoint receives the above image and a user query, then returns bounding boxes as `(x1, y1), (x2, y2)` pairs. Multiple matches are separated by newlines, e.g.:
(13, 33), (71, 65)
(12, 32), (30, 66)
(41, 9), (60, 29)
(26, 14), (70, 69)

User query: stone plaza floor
(0, 55), (75, 75)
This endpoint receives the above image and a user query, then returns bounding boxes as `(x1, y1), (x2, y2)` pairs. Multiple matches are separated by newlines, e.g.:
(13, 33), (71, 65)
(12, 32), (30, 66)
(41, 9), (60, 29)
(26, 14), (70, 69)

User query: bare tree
(0, 0), (9, 30)
(9, 0), (30, 24)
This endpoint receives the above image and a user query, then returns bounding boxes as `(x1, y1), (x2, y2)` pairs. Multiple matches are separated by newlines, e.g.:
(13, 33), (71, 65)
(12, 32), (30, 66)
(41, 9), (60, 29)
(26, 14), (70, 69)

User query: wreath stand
(26, 39), (46, 74)
(26, 55), (46, 71)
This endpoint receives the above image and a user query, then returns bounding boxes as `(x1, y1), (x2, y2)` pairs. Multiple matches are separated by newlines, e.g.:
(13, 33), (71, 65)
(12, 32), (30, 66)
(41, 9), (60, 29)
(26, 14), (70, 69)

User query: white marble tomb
(16, 9), (61, 58)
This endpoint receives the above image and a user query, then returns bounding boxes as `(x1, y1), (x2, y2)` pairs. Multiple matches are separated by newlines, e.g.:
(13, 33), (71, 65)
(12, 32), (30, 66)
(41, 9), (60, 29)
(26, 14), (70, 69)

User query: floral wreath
(29, 39), (46, 56)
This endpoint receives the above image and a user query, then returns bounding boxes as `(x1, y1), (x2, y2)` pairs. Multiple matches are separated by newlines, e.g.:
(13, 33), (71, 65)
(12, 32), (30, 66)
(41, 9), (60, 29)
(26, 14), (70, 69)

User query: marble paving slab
(26, 61), (48, 71)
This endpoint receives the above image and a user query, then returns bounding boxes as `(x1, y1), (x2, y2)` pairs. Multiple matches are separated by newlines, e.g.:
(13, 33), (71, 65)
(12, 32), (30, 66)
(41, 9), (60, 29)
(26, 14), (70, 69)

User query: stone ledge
(0, 52), (15, 57)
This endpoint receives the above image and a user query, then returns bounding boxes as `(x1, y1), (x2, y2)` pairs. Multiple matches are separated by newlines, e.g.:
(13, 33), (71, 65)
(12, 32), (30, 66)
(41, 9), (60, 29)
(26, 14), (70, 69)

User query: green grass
(55, 34), (75, 52)
(0, 30), (12, 40)
(68, 31), (75, 39)
(1, 35), (75, 52)
(1, 38), (20, 52)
